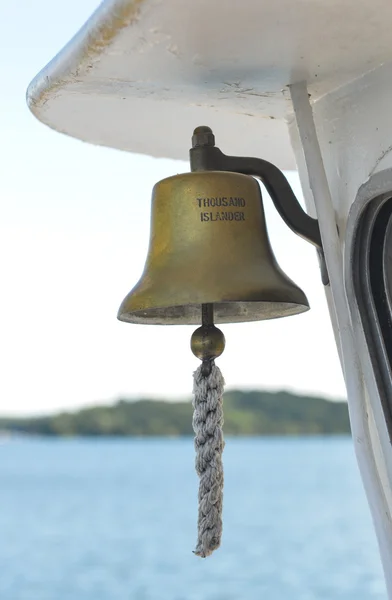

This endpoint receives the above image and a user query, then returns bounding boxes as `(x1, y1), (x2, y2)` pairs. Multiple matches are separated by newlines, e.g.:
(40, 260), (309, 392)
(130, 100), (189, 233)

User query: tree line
(0, 389), (350, 437)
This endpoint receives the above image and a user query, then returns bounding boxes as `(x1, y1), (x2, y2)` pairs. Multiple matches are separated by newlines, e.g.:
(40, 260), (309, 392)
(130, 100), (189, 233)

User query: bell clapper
(190, 304), (225, 377)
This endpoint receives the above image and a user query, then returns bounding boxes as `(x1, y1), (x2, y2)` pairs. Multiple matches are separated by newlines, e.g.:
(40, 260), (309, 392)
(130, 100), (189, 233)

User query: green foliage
(0, 389), (350, 437)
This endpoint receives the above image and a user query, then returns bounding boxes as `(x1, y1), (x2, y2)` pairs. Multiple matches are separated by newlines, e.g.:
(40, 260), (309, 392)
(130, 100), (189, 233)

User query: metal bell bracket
(188, 126), (327, 559)
(190, 126), (327, 285)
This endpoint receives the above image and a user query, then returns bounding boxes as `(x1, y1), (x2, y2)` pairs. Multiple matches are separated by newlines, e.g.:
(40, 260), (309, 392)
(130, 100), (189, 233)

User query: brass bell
(118, 169), (309, 325)
(116, 127), (325, 559)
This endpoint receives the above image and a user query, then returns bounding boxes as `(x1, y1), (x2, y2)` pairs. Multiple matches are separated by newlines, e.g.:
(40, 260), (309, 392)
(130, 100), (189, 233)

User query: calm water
(0, 437), (387, 600)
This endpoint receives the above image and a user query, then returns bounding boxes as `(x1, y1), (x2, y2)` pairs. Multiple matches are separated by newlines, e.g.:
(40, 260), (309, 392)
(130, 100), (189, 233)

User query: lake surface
(0, 437), (387, 600)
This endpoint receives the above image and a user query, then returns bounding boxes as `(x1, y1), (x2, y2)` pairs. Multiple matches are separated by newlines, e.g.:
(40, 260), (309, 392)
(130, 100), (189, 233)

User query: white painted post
(290, 81), (392, 596)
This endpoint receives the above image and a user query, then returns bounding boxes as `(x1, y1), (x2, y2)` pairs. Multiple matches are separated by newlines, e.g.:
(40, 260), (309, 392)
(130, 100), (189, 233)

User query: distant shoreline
(0, 390), (350, 437)
(0, 432), (352, 439)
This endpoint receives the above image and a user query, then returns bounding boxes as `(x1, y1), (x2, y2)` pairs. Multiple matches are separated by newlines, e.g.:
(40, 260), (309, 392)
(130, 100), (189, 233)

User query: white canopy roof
(27, 0), (392, 168)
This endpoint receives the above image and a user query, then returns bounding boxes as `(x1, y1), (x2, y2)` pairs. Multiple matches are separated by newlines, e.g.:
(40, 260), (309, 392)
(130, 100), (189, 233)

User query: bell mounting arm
(190, 126), (323, 252)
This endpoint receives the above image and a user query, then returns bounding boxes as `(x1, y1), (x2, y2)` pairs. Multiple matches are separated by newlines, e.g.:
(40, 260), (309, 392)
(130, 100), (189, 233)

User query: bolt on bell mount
(118, 126), (325, 557)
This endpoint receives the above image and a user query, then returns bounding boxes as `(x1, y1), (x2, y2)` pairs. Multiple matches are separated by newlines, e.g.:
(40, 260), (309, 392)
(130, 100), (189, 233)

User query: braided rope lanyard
(191, 304), (225, 557)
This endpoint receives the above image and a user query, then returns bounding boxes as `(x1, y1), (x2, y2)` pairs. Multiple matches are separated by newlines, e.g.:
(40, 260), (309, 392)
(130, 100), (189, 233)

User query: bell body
(118, 171), (309, 324)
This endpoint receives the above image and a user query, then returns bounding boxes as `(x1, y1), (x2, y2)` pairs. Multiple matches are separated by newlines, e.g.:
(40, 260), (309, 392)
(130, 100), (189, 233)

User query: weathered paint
(27, 0), (392, 168)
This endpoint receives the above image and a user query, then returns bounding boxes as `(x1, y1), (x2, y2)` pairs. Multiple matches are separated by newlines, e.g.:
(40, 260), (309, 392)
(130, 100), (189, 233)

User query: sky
(0, 0), (345, 416)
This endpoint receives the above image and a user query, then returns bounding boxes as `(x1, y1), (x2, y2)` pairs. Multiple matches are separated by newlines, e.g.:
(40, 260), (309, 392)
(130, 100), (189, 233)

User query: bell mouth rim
(117, 299), (309, 326)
